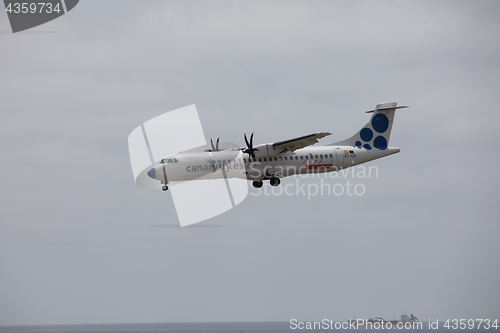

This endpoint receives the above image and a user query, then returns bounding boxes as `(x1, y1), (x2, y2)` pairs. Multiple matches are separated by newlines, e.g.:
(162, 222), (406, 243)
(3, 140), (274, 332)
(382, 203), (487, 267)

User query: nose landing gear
(162, 185), (169, 191)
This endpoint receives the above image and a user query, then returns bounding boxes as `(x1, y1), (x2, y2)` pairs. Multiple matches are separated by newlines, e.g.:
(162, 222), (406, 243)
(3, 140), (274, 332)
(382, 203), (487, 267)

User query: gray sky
(1, 0), (499, 326)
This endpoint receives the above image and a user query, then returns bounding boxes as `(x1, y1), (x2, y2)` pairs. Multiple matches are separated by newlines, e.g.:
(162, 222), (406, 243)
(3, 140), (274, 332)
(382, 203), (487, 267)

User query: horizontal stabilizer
(366, 105), (408, 113)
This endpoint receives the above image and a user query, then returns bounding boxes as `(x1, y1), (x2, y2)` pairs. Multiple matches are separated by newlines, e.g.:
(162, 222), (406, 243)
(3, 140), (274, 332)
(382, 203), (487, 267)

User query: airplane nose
(147, 167), (156, 179)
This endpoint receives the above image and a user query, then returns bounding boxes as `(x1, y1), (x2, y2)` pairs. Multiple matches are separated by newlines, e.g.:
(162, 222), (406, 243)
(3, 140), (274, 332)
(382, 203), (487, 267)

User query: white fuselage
(149, 145), (400, 183)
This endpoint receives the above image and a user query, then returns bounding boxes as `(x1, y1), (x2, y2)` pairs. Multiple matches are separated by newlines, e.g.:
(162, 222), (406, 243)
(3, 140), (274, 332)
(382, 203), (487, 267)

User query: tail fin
(328, 102), (408, 150)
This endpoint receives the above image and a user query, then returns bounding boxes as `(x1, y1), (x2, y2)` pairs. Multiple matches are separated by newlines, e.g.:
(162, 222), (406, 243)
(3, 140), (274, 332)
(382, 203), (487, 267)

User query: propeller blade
(244, 133), (257, 159)
(211, 139), (215, 151)
(244, 133), (250, 148)
(216, 138), (219, 151)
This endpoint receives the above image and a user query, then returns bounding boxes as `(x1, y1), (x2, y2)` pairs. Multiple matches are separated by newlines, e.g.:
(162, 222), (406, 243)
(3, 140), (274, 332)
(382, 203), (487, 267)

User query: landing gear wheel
(162, 185), (169, 191)
(252, 180), (263, 188)
(270, 177), (280, 186)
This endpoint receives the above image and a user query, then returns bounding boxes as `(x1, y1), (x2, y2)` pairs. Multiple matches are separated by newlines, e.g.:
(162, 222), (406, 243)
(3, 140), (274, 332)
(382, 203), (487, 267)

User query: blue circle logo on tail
(372, 114), (389, 133)
(373, 136), (387, 150)
(360, 128), (373, 142)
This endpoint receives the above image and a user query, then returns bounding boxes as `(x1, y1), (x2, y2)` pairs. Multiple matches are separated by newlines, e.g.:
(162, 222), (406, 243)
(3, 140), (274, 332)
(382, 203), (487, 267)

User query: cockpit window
(161, 158), (178, 164)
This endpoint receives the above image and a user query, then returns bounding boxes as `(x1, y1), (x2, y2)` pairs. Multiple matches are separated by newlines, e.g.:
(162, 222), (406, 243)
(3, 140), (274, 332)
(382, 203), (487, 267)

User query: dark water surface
(0, 321), (497, 333)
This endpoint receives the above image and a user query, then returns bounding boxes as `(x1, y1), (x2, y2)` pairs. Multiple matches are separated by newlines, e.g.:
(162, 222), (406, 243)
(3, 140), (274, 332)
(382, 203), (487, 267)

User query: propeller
(244, 133), (258, 159)
(210, 138), (220, 151)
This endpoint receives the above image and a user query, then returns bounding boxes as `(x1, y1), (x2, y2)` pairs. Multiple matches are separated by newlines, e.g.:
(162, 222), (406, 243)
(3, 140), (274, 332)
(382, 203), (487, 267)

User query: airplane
(146, 102), (407, 191)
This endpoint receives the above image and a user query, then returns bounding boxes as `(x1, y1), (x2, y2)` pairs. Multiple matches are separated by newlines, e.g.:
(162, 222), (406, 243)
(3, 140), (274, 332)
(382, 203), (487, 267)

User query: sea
(0, 321), (497, 333)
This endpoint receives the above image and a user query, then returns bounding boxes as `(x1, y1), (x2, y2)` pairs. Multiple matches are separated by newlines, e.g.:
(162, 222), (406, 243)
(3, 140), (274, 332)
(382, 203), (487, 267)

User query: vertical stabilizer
(329, 102), (408, 150)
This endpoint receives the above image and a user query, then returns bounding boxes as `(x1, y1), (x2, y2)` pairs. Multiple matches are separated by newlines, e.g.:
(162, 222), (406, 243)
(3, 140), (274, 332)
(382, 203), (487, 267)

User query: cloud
(1, 0), (499, 325)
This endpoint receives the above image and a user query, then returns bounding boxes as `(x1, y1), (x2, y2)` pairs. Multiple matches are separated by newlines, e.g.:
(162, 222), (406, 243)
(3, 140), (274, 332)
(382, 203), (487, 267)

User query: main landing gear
(252, 177), (281, 188)
(162, 185), (169, 191)
(252, 180), (263, 188)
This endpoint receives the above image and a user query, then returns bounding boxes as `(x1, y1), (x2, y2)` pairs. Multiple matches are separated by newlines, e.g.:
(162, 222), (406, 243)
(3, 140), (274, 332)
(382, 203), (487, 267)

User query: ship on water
(388, 312), (419, 324)
(349, 311), (419, 325)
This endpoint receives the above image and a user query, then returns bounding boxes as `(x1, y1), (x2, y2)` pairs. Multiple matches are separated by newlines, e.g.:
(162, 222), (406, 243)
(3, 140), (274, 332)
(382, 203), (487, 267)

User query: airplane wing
(271, 132), (331, 153)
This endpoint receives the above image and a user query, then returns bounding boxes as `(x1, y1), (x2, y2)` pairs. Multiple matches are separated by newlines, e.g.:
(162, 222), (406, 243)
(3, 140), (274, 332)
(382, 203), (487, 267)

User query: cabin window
(330, 154), (333, 158)
(315, 155), (318, 159)
(243, 159), (246, 162)
(263, 157), (267, 162)
(259, 158), (262, 162)
(279, 157), (282, 161)
(305, 156), (308, 160)
(284, 157), (288, 160)
(320, 155), (323, 158)
(274, 157), (277, 161)
(300, 155), (303, 160)
(295, 156), (298, 160)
